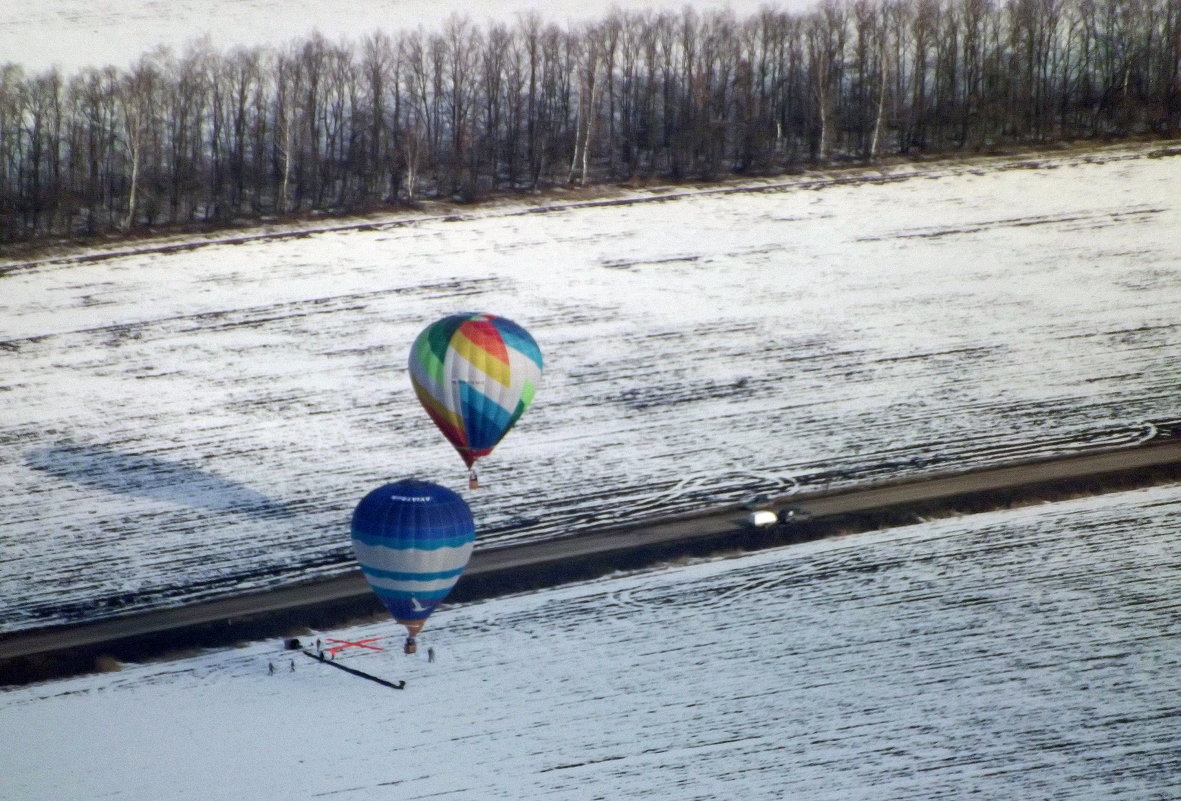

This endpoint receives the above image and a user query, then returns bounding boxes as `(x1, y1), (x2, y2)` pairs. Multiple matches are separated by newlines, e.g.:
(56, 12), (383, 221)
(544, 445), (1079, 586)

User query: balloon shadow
(25, 442), (297, 519)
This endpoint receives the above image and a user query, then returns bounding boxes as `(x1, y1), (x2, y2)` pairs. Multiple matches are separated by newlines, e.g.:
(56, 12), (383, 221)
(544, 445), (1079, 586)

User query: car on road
(747, 510), (778, 527)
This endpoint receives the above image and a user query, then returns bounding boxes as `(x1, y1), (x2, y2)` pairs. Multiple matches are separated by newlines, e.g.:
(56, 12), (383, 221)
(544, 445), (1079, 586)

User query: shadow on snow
(25, 442), (297, 519)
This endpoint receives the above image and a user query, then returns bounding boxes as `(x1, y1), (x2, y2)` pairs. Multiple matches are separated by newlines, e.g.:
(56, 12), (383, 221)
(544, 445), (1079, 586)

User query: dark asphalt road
(3, 441), (1180, 664)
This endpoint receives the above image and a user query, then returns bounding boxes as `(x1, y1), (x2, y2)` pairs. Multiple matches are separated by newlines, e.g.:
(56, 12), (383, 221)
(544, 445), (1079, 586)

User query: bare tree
(358, 31), (395, 203)
(808, 1), (849, 160)
(569, 24), (604, 184)
(272, 45), (297, 213)
(442, 15), (480, 198)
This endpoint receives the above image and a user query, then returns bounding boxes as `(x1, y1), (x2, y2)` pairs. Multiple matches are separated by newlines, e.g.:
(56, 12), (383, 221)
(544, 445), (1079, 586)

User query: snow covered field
(3, 484), (1178, 800)
(3, 144), (1181, 635)
(4, 0), (805, 74)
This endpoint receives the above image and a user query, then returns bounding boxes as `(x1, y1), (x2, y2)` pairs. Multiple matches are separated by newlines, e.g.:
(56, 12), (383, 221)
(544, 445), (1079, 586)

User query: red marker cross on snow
(323, 637), (384, 656)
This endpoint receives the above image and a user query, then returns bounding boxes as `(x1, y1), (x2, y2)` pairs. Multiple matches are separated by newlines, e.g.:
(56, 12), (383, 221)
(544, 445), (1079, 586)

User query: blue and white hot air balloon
(351, 479), (475, 653)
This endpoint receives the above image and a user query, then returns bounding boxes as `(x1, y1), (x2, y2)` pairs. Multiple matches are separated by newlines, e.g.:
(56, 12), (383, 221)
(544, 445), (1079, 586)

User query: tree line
(2, 0), (1178, 244)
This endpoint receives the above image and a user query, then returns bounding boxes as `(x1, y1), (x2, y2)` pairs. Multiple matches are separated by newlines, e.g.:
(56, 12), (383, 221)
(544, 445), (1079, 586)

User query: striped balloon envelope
(350, 479), (475, 650)
(408, 313), (542, 486)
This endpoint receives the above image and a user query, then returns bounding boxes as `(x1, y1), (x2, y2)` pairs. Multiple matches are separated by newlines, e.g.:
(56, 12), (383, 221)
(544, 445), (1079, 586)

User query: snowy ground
(2, 483), (1178, 800)
(4, 0), (809, 74)
(3, 144), (1181, 635)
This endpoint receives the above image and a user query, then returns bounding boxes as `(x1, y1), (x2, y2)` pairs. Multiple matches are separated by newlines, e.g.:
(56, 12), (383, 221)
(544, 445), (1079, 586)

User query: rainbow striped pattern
(408, 313), (543, 468)
(350, 479), (475, 634)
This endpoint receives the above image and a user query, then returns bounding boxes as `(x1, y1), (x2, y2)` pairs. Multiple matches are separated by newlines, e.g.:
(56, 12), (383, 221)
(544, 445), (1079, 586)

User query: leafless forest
(2, 0), (1179, 243)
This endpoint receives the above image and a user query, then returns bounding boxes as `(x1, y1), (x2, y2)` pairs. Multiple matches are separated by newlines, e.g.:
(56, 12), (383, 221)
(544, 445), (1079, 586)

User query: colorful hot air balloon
(351, 479), (475, 653)
(408, 313), (542, 487)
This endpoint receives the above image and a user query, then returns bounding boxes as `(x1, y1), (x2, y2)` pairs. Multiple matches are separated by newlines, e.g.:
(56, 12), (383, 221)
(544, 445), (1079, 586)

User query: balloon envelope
(408, 313), (542, 469)
(350, 479), (475, 635)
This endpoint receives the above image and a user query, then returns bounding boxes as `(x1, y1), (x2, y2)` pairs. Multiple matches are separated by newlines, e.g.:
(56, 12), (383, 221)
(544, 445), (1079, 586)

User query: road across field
(3, 440), (1180, 675)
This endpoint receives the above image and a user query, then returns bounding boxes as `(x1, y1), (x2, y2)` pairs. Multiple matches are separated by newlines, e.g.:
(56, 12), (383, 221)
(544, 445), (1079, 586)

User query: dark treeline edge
(1, 0), (1179, 244)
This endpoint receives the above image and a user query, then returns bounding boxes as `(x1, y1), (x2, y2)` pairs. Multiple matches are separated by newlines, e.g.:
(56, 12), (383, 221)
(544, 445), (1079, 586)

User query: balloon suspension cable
(468, 468), (479, 490)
